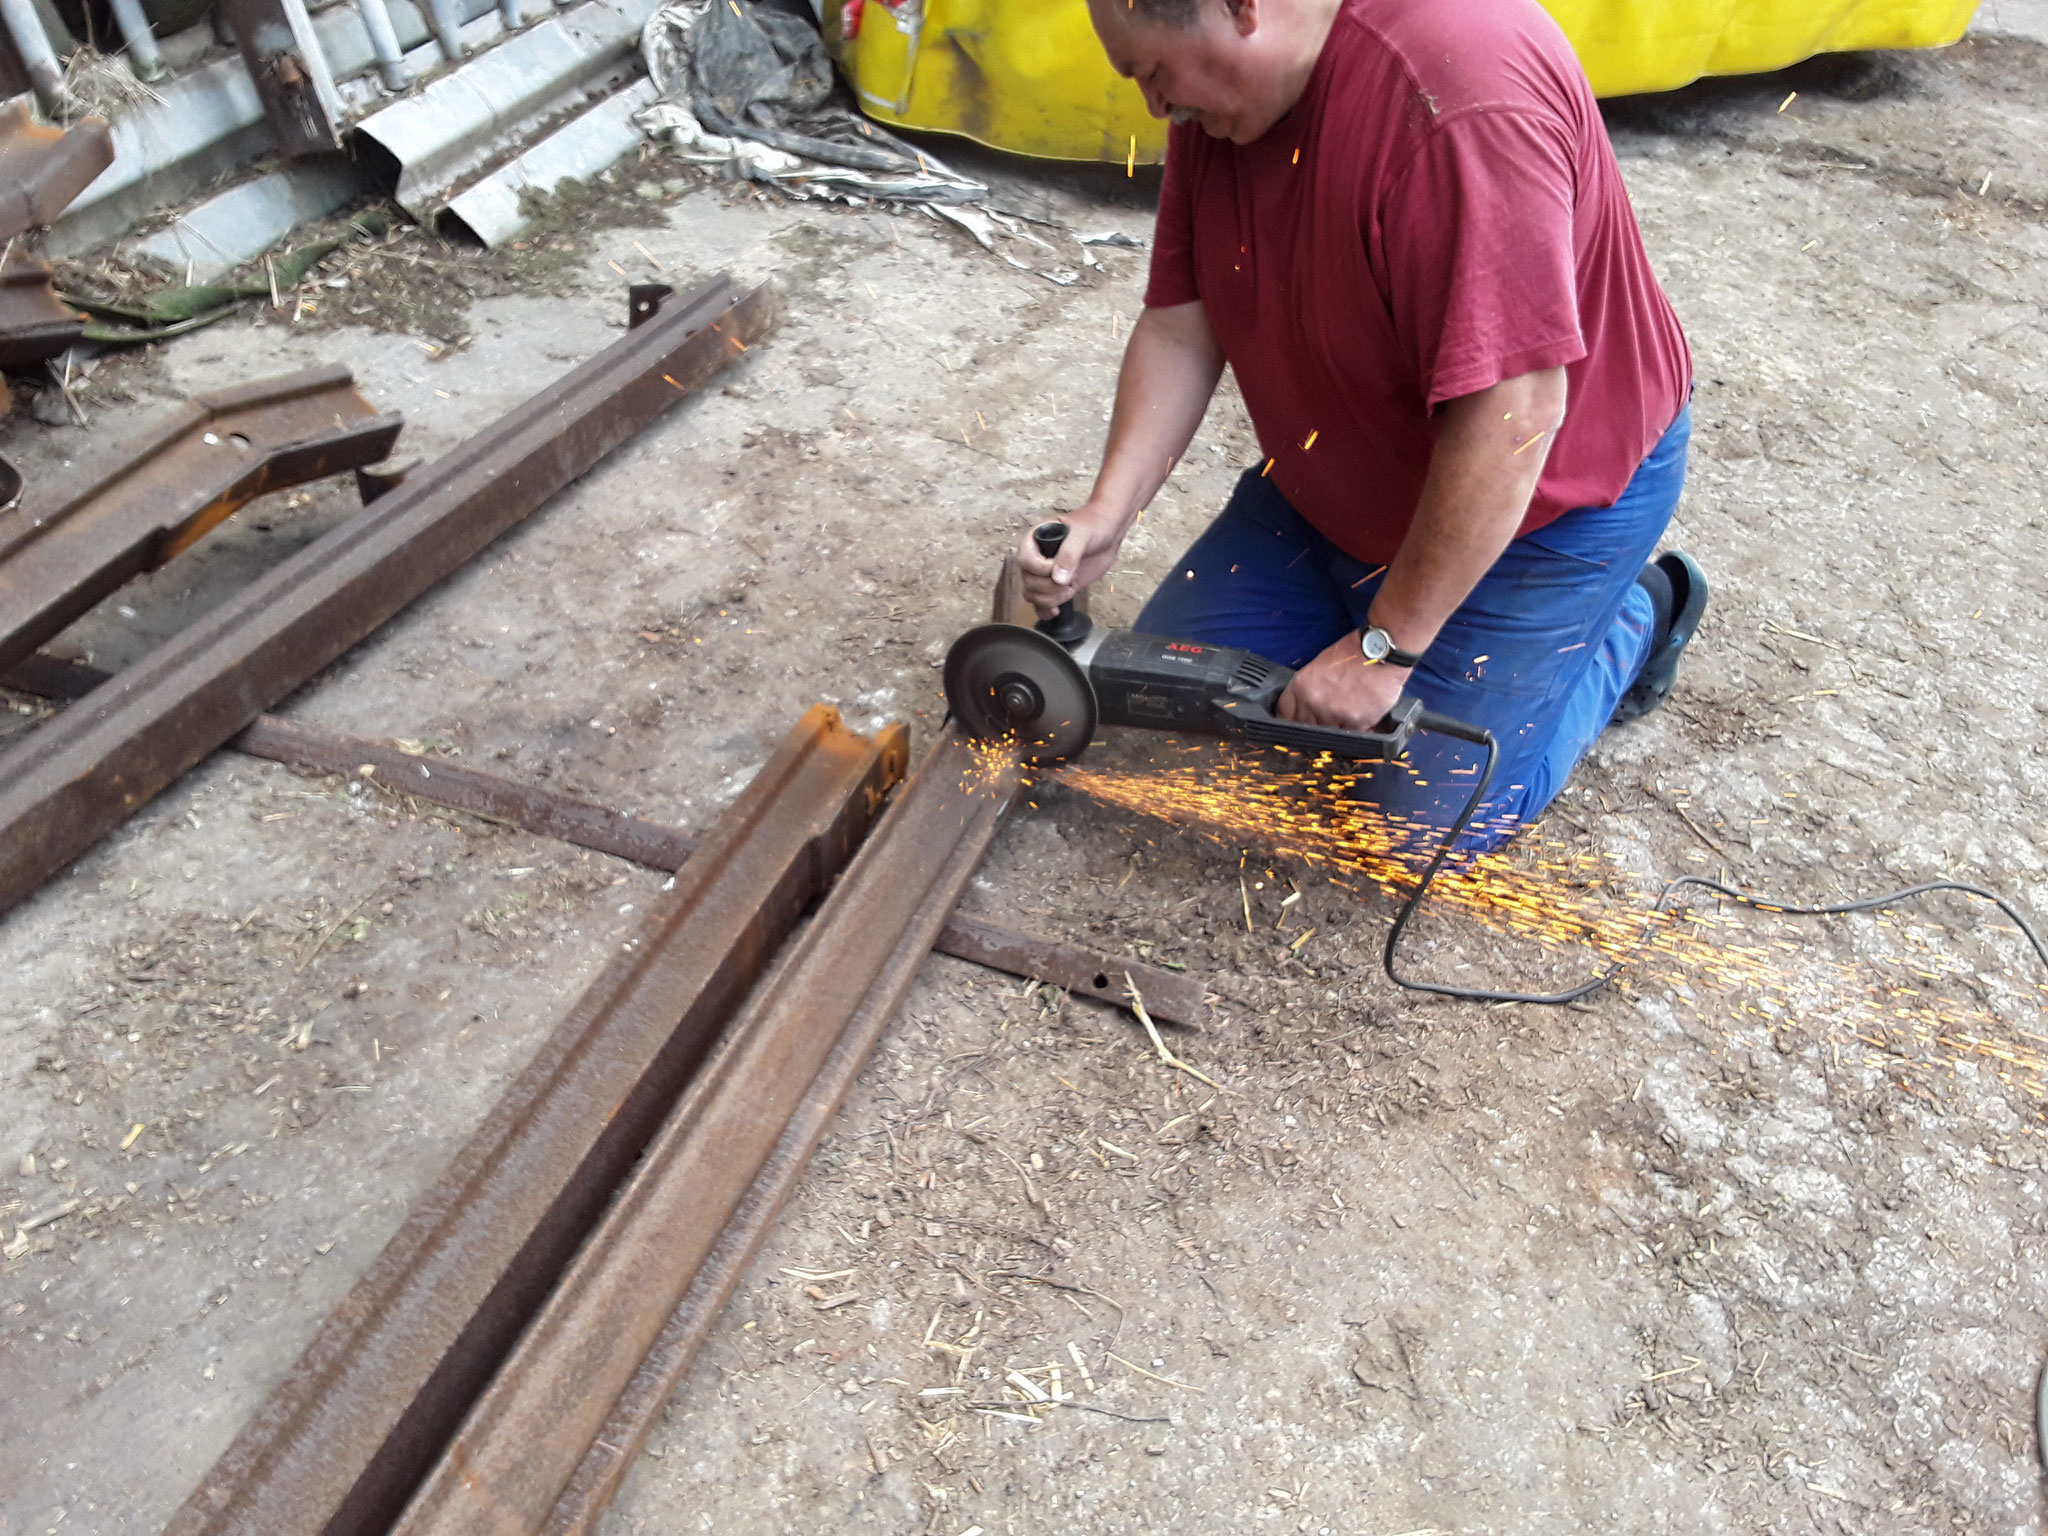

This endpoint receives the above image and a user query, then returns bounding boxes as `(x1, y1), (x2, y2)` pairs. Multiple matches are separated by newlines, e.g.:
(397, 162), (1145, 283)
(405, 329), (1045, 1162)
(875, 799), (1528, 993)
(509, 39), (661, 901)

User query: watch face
(1360, 627), (1389, 662)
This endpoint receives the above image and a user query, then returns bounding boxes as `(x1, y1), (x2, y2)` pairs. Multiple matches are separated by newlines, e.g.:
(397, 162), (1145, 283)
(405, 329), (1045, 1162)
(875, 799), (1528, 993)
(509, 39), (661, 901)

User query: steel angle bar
(0, 365), (403, 675)
(391, 725), (1020, 1536)
(0, 276), (771, 922)
(0, 259), (82, 371)
(163, 705), (908, 1536)
(934, 911), (1208, 1027)
(0, 101), (115, 242)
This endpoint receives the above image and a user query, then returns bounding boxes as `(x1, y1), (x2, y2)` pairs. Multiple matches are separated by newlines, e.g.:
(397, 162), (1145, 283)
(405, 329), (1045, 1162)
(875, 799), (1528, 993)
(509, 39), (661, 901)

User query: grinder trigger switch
(1031, 521), (1093, 647)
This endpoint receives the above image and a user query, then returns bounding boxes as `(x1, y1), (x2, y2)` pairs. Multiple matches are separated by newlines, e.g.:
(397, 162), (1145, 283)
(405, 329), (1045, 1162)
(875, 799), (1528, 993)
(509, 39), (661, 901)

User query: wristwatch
(1358, 624), (1424, 669)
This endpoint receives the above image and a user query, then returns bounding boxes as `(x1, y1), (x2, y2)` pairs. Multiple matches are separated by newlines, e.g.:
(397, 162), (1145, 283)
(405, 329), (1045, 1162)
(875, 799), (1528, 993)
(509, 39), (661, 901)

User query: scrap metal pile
(0, 271), (1207, 1535)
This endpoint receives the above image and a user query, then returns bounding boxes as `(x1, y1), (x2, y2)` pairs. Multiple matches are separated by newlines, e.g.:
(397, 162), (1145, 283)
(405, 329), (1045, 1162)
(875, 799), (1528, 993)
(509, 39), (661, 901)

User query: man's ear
(1224, 0), (1260, 37)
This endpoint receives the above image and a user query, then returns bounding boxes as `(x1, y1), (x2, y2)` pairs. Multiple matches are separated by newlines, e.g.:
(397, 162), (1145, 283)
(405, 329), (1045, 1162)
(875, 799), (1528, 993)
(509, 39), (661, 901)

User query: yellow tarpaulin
(824, 0), (1978, 163)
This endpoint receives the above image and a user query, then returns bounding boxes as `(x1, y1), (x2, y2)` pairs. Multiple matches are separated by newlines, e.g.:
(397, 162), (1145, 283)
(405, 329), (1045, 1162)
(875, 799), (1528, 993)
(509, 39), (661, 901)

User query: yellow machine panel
(824, 0), (1979, 163)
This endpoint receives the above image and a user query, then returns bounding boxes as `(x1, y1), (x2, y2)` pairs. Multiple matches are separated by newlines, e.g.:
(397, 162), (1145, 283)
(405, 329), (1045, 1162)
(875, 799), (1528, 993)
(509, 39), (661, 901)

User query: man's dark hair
(1129, 0), (1202, 23)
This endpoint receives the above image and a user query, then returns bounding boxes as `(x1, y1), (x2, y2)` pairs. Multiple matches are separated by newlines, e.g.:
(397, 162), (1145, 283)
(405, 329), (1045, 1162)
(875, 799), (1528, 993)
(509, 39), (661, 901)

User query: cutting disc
(943, 623), (1097, 763)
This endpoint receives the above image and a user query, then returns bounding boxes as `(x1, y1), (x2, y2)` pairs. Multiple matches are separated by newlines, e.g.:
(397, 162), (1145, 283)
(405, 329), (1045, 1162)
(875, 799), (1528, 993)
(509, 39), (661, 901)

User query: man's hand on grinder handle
(1017, 506), (1126, 620)
(1276, 630), (1412, 732)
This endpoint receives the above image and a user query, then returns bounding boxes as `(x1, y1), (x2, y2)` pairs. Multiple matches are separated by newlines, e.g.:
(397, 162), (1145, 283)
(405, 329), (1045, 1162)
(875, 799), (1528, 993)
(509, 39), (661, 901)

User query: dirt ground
(4, 18), (2048, 1536)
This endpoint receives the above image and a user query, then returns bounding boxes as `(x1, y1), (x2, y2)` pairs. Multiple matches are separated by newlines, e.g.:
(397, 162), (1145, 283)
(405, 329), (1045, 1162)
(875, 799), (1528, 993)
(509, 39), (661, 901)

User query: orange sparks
(1302, 429), (1319, 451)
(1047, 749), (2048, 1121)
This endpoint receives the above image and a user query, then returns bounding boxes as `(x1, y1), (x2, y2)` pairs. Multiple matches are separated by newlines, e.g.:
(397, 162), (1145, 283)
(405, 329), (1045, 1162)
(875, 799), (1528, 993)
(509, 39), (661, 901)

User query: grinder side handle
(1030, 522), (1093, 647)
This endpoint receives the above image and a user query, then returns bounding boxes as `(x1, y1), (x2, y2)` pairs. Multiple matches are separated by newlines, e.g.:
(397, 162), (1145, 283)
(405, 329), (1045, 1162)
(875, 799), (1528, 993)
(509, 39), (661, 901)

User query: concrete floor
(4, 23), (2048, 1536)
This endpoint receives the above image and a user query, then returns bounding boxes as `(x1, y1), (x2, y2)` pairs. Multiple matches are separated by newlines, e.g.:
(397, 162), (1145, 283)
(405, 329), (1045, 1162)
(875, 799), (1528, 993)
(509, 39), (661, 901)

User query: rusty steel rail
(3, 651), (1209, 1026)
(391, 725), (1020, 1536)
(0, 275), (772, 921)
(163, 706), (907, 1536)
(0, 259), (85, 371)
(0, 100), (114, 242)
(0, 365), (404, 673)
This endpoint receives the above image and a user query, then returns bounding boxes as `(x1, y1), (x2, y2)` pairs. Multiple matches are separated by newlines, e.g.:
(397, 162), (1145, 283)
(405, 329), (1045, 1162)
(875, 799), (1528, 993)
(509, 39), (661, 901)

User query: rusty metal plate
(0, 364), (404, 674)
(393, 725), (1019, 1536)
(163, 705), (909, 1536)
(0, 101), (114, 242)
(0, 259), (84, 371)
(0, 276), (773, 922)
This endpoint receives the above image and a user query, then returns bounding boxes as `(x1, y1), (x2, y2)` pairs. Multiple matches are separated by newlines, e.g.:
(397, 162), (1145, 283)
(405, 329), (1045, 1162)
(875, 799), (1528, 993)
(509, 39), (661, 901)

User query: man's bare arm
(1019, 300), (1225, 615)
(1278, 366), (1570, 728)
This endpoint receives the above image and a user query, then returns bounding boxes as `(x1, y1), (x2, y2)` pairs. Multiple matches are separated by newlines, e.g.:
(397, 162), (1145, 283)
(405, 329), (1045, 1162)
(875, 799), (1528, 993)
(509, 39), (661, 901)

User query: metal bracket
(216, 0), (345, 156)
(627, 282), (673, 330)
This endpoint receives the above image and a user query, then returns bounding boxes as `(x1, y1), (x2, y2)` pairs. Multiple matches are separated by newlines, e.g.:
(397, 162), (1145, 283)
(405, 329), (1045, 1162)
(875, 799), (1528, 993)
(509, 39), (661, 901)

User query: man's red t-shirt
(1145, 0), (1692, 565)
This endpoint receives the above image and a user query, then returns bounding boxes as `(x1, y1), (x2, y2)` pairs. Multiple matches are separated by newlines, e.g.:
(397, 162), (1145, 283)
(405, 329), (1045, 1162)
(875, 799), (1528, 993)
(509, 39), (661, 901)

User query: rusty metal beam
(0, 259), (84, 371)
(163, 705), (908, 1536)
(391, 725), (1020, 1536)
(0, 365), (404, 674)
(215, 0), (344, 154)
(0, 101), (114, 242)
(0, 275), (772, 922)
(3, 652), (1209, 1027)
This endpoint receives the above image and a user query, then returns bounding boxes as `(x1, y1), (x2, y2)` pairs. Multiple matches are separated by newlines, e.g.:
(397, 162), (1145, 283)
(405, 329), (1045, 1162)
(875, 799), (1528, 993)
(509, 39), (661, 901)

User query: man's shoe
(1612, 550), (1708, 724)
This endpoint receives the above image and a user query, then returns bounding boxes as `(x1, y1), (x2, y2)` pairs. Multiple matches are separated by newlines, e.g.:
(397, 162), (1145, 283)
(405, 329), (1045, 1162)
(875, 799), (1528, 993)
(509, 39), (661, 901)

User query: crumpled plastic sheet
(634, 0), (1147, 285)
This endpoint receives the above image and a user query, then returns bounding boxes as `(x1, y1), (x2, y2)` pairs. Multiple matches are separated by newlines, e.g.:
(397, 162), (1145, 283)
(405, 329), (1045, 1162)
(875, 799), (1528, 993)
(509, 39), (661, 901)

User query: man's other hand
(1017, 506), (1124, 619)
(1277, 632), (1410, 731)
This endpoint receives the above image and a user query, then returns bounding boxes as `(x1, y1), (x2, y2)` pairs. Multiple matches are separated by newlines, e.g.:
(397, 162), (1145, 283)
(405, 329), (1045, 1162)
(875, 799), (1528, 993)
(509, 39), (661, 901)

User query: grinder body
(1080, 627), (1421, 759)
(945, 524), (1426, 764)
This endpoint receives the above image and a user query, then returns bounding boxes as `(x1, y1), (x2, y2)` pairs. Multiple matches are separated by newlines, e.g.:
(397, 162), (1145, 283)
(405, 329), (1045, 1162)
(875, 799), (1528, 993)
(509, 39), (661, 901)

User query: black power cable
(1386, 717), (2048, 1005)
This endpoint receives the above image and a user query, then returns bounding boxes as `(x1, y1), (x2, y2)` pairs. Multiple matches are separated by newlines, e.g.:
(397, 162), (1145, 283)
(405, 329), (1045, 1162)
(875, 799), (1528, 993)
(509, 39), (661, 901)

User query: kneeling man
(1021, 0), (1705, 847)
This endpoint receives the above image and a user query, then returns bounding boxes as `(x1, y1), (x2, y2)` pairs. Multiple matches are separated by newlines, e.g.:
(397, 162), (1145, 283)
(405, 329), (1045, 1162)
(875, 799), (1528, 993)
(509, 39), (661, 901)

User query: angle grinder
(944, 521), (1487, 765)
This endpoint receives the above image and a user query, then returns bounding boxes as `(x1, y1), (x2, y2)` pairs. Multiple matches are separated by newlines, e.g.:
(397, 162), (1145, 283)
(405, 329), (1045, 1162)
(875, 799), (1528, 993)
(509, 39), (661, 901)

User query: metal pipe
(355, 0), (408, 89)
(497, 0), (519, 26)
(0, 0), (65, 115)
(104, 0), (164, 81)
(421, 0), (463, 60)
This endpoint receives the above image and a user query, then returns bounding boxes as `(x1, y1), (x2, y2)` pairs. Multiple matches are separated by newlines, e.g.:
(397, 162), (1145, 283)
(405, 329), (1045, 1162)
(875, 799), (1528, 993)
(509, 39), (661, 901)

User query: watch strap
(1360, 625), (1424, 669)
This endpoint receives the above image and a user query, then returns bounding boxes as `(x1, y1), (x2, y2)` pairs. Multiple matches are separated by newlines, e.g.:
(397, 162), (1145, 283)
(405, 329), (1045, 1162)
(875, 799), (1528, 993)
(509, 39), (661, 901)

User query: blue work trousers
(1134, 407), (1691, 850)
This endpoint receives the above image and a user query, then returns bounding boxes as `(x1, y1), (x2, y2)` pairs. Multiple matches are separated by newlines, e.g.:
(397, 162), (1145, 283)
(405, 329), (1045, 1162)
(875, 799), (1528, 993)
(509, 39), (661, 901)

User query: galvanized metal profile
(0, 101), (114, 242)
(45, 0), (497, 256)
(350, 0), (657, 220)
(0, 275), (772, 921)
(161, 704), (909, 1536)
(0, 366), (402, 676)
(393, 726), (1021, 1536)
(135, 159), (370, 283)
(437, 74), (654, 246)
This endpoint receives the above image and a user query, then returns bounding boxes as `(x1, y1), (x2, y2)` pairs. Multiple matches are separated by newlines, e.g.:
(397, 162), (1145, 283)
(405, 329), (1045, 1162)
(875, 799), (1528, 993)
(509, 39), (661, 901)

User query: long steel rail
(163, 707), (908, 1536)
(392, 724), (1021, 1535)
(0, 275), (771, 920)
